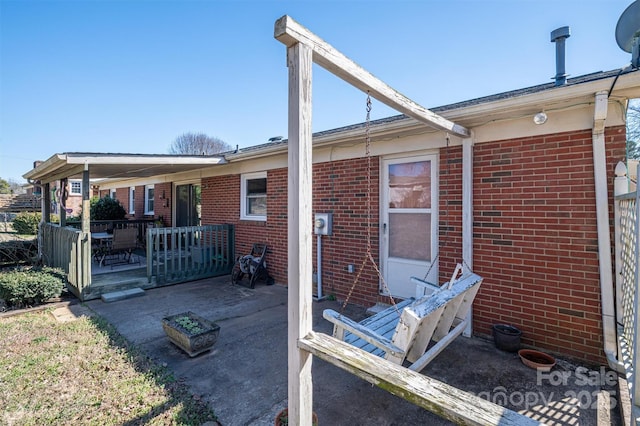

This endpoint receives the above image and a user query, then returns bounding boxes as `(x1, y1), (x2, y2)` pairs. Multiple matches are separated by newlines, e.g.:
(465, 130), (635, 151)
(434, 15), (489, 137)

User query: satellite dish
(615, 0), (640, 67)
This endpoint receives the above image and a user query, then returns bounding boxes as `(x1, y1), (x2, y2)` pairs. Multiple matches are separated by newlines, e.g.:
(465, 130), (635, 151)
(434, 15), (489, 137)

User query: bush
(12, 212), (60, 235)
(90, 196), (127, 221)
(12, 212), (40, 234)
(0, 266), (65, 307)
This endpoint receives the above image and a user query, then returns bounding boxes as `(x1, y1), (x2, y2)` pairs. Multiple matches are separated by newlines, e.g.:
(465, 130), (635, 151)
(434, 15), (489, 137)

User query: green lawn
(0, 311), (217, 425)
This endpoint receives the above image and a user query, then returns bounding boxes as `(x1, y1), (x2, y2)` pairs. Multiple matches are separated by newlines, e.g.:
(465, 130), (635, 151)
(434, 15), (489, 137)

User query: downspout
(462, 136), (474, 337)
(592, 90), (625, 373)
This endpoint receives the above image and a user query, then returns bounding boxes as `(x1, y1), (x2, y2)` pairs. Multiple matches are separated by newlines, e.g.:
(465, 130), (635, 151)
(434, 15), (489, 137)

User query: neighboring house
(24, 68), (640, 366)
(23, 179), (95, 217)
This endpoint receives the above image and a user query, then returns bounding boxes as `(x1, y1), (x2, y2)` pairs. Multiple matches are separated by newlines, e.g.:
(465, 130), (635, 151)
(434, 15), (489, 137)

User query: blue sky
(0, 0), (633, 183)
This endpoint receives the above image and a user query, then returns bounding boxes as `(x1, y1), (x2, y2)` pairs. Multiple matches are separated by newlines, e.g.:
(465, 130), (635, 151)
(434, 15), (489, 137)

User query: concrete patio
(83, 276), (621, 425)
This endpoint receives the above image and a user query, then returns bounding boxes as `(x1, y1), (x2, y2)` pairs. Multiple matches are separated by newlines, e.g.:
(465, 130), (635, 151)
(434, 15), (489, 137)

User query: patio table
(91, 232), (113, 266)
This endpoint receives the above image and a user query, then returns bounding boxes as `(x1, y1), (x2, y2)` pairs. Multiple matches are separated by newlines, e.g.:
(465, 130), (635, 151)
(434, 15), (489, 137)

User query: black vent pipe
(551, 26), (571, 86)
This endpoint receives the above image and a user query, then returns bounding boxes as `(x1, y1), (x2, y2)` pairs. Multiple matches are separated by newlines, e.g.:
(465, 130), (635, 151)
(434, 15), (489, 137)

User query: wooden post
(42, 182), (51, 223)
(82, 166), (90, 234)
(274, 15), (469, 138)
(287, 41), (314, 425)
(60, 178), (67, 227)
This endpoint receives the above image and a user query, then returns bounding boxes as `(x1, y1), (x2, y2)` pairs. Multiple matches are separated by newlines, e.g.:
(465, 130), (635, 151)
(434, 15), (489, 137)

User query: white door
(381, 155), (438, 298)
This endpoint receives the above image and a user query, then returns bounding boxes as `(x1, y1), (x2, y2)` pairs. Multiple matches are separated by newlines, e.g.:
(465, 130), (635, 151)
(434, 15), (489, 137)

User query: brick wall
(200, 158), (382, 307)
(196, 125), (627, 364)
(471, 127), (626, 363)
(153, 183), (172, 225)
(97, 184), (162, 221)
(114, 188), (128, 213)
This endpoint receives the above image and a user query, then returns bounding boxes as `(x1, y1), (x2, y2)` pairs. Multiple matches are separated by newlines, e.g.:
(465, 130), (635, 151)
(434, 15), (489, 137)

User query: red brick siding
(200, 159), (382, 307)
(311, 158), (381, 307)
(153, 183), (172, 225)
(472, 127), (626, 364)
(199, 126), (626, 364)
(438, 144), (464, 281)
(114, 188), (128, 213)
(98, 184), (163, 221)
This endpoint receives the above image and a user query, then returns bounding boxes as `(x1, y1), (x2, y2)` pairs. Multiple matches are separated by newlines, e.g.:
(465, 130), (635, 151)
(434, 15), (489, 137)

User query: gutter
(592, 90), (625, 373)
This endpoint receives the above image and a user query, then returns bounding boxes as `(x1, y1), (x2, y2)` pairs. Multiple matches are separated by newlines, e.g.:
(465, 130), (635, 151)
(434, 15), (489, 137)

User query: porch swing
(276, 15), (537, 425)
(322, 94), (483, 372)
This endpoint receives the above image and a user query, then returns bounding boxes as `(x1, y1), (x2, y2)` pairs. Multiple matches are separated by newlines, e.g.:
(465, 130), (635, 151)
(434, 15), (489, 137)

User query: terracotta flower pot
(274, 408), (318, 426)
(518, 349), (556, 372)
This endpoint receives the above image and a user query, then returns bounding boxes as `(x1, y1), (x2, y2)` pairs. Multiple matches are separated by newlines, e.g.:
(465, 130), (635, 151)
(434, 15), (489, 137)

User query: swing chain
(341, 93), (401, 317)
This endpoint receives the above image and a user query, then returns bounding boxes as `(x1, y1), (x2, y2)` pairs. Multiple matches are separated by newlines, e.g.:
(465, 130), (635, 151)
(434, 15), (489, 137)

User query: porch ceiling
(23, 152), (226, 183)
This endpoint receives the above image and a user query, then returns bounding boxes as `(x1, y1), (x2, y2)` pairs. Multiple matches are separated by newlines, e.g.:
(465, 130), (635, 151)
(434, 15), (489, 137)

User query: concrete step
(366, 302), (392, 316)
(101, 288), (145, 303)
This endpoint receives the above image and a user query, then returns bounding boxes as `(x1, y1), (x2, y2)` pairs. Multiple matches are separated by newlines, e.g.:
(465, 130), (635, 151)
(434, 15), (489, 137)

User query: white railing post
(615, 161), (629, 327)
(633, 164), (640, 417)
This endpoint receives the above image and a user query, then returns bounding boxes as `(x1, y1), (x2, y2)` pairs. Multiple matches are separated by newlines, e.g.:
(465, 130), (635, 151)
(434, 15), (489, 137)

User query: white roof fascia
(225, 71), (640, 163)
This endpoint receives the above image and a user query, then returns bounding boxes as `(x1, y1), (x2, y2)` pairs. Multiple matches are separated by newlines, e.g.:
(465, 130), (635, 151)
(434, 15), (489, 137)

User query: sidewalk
(85, 276), (620, 425)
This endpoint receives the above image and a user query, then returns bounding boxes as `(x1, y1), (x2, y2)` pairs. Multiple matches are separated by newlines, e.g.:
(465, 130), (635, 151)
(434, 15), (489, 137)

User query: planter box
(162, 311), (220, 357)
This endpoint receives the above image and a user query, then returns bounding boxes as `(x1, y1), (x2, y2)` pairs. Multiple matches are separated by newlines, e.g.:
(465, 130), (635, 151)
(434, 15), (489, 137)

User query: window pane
(147, 188), (154, 213)
(389, 212), (431, 261)
(247, 196), (266, 216)
(388, 161), (431, 209)
(247, 178), (266, 195)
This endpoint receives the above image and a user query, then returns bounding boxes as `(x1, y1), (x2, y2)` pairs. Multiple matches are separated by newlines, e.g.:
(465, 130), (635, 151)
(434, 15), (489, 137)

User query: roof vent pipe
(551, 26), (571, 86)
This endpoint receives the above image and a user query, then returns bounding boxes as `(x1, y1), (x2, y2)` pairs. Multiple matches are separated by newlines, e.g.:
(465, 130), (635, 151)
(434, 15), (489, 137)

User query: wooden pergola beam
(274, 15), (470, 138)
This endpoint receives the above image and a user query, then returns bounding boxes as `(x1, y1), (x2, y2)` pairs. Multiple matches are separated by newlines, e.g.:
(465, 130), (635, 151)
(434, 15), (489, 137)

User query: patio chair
(106, 227), (139, 267)
(231, 243), (273, 288)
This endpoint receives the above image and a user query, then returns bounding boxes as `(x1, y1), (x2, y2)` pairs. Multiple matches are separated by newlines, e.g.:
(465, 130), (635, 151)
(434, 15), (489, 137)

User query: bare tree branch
(168, 133), (232, 155)
(628, 99), (640, 159)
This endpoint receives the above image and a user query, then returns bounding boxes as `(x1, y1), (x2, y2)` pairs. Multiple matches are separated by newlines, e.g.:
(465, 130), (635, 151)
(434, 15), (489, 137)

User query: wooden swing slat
(324, 269), (482, 369)
(299, 331), (541, 426)
(274, 15), (470, 139)
(324, 309), (406, 357)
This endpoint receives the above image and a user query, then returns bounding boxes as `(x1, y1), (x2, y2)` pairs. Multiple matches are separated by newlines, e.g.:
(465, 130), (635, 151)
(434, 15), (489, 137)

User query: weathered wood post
(286, 40), (314, 425)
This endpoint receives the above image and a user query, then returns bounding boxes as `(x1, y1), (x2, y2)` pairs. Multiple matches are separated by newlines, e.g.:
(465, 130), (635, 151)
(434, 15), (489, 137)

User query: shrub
(12, 212), (40, 234)
(0, 266), (65, 307)
(90, 196), (127, 221)
(12, 212), (60, 235)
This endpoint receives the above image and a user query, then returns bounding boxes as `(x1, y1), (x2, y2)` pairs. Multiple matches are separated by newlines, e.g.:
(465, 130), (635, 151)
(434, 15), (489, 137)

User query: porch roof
(23, 152), (225, 184)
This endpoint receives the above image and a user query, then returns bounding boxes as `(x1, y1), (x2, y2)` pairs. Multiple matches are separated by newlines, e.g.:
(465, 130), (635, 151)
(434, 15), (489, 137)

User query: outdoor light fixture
(533, 111), (548, 125)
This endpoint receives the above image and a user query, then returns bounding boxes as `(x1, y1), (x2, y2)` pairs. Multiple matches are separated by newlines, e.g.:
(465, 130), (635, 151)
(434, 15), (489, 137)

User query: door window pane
(388, 161), (431, 208)
(389, 212), (431, 261)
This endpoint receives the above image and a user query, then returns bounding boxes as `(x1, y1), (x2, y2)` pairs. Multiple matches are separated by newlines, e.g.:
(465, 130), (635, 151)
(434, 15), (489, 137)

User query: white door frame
(380, 153), (439, 298)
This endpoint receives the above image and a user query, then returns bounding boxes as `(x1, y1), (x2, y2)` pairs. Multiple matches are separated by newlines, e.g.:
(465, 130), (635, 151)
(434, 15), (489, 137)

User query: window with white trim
(110, 189), (116, 199)
(129, 187), (135, 214)
(240, 172), (267, 221)
(69, 181), (81, 195)
(144, 185), (154, 215)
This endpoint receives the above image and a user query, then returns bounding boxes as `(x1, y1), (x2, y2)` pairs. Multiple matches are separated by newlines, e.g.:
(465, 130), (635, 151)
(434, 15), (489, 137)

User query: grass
(0, 310), (217, 425)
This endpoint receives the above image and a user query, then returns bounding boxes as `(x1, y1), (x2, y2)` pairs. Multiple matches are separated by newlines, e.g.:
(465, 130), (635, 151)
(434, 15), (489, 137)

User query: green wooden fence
(41, 223), (91, 299)
(146, 224), (234, 285)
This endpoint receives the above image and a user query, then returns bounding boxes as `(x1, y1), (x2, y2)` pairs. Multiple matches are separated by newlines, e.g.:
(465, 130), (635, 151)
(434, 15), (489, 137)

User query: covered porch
(24, 153), (235, 301)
